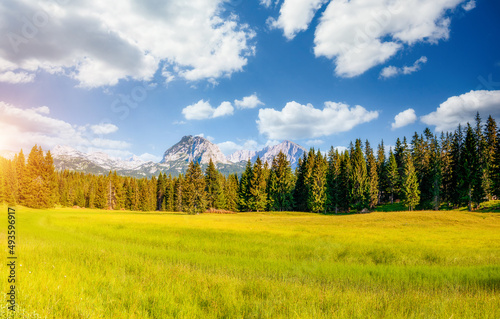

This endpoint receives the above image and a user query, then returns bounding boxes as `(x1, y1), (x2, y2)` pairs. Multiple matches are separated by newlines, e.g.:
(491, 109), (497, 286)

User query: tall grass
(1, 206), (499, 318)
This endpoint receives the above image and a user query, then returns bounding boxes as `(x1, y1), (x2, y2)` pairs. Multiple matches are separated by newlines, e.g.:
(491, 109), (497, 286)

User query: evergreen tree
(249, 157), (268, 212)
(428, 135), (442, 210)
(483, 115), (497, 199)
(386, 149), (399, 204)
(463, 123), (484, 210)
(440, 132), (453, 207)
(308, 150), (327, 213)
(349, 139), (368, 211)
(214, 174), (227, 210)
(94, 176), (107, 209)
(156, 173), (166, 211)
(173, 175), (183, 212)
(238, 160), (252, 211)
(165, 175), (175, 212)
(326, 147), (341, 213)
(338, 151), (351, 213)
(205, 159), (220, 209)
(183, 162), (206, 214)
(365, 140), (379, 209)
(267, 151), (294, 211)
(450, 125), (466, 207)
(3, 159), (17, 205)
(14, 150), (27, 205)
(376, 141), (387, 203)
(401, 153), (420, 211)
(225, 174), (239, 212)
(294, 149), (316, 212)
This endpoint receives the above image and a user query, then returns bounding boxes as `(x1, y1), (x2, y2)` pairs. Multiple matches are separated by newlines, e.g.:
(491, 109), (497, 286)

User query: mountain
(161, 135), (229, 165)
(46, 136), (306, 178)
(229, 140), (306, 168)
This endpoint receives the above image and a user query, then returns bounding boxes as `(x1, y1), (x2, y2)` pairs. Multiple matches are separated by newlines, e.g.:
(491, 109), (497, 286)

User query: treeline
(1, 113), (499, 213)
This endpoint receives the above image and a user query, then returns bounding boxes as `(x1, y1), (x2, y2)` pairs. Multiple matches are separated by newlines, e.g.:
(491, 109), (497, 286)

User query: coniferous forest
(2, 114), (500, 213)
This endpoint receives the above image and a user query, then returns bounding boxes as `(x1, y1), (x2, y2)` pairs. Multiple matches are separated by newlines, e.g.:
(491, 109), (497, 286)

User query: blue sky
(0, 0), (499, 161)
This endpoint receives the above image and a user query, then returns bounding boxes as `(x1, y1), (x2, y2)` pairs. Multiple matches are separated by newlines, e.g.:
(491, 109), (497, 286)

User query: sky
(0, 0), (499, 162)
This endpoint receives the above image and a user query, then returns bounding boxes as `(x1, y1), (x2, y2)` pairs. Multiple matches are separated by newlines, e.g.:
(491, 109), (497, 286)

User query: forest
(1, 113), (499, 214)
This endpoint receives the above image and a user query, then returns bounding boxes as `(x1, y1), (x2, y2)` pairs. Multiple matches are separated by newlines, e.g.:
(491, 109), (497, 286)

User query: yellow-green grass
(1, 205), (499, 318)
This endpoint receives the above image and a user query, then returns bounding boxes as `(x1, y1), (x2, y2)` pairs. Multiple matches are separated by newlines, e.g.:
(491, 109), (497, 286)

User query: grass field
(1, 205), (499, 318)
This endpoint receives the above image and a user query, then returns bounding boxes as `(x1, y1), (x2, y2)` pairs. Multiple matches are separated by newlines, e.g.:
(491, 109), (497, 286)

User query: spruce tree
(338, 151), (351, 213)
(450, 125), (466, 208)
(225, 174), (239, 212)
(365, 140), (379, 209)
(267, 151), (294, 211)
(386, 149), (399, 204)
(326, 147), (341, 213)
(349, 139), (368, 211)
(238, 160), (252, 211)
(15, 150), (27, 205)
(484, 115), (497, 199)
(308, 150), (327, 213)
(205, 159), (220, 209)
(401, 153), (420, 211)
(249, 157), (268, 212)
(173, 175), (183, 212)
(376, 141), (386, 203)
(183, 161), (206, 214)
(429, 136), (442, 210)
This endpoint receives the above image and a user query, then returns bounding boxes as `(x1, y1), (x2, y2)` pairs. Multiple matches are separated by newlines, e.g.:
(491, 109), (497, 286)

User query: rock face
(228, 140), (306, 168)
(161, 135), (229, 165)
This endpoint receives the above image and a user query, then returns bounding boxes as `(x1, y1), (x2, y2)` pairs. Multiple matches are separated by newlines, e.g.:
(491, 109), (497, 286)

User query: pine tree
(214, 174), (227, 210)
(183, 162), (206, 214)
(429, 135), (442, 210)
(294, 149), (316, 212)
(484, 115), (497, 199)
(308, 150), (327, 213)
(338, 151), (351, 213)
(365, 140), (379, 209)
(450, 125), (466, 208)
(463, 123), (484, 210)
(267, 151), (294, 211)
(401, 153), (420, 211)
(249, 157), (268, 212)
(376, 141), (386, 203)
(173, 175), (183, 212)
(205, 159), (220, 209)
(94, 176), (107, 209)
(386, 149), (399, 204)
(326, 147), (341, 213)
(156, 173), (166, 211)
(238, 160), (252, 211)
(440, 132), (453, 207)
(15, 150), (27, 205)
(165, 175), (175, 212)
(349, 139), (368, 211)
(225, 174), (239, 212)
(3, 159), (17, 205)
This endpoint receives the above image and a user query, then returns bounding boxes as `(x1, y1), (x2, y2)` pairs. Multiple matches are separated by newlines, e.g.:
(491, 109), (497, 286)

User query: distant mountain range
(2, 136), (307, 178)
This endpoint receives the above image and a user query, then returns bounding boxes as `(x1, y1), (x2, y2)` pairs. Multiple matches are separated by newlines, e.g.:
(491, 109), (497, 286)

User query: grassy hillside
(1, 206), (499, 318)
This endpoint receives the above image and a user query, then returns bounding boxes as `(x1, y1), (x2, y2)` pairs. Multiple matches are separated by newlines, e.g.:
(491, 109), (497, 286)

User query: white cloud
(138, 153), (161, 162)
(31, 106), (50, 114)
(0, 101), (131, 155)
(314, 0), (464, 77)
(257, 101), (379, 139)
(234, 93), (264, 109)
(334, 146), (348, 153)
(218, 139), (271, 155)
(380, 56), (428, 79)
(0, 0), (255, 87)
(90, 123), (118, 135)
(0, 71), (35, 84)
(392, 108), (417, 130)
(260, 0), (272, 8)
(270, 0), (328, 40)
(182, 100), (234, 120)
(421, 90), (500, 132)
(306, 139), (324, 146)
(462, 0), (476, 11)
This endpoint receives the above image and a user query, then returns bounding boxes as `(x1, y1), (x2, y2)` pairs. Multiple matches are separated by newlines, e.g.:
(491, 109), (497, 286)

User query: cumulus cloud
(269, 0), (328, 39)
(306, 139), (324, 146)
(234, 93), (264, 109)
(257, 101), (379, 139)
(462, 0), (476, 11)
(421, 90), (500, 132)
(380, 56), (427, 79)
(90, 123), (119, 135)
(0, 101), (131, 155)
(0, 0), (255, 88)
(392, 108), (417, 130)
(182, 100), (234, 120)
(314, 0), (464, 77)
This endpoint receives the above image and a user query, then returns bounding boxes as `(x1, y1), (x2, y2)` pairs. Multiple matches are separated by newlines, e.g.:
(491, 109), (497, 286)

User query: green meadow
(1, 206), (499, 318)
